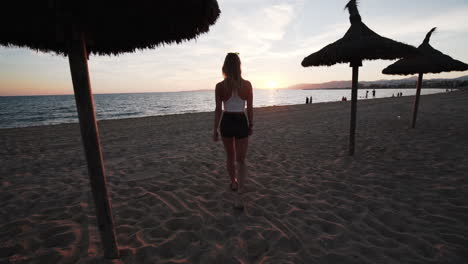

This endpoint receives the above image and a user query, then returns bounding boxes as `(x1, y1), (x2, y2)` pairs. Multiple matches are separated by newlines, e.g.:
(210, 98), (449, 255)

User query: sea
(0, 88), (449, 129)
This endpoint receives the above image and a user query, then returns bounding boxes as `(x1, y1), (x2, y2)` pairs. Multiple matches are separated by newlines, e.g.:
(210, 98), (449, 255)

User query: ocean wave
(105, 112), (143, 118)
(1, 89), (448, 129)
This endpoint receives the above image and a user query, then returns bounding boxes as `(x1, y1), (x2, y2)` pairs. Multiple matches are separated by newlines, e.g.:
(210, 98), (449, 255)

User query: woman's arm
(246, 81), (253, 135)
(213, 83), (222, 142)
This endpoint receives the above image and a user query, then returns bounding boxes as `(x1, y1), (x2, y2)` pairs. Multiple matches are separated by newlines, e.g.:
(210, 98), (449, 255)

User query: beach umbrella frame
(382, 28), (468, 128)
(301, 0), (417, 155)
(0, 0), (220, 258)
(68, 33), (119, 257)
(412, 73), (423, 128)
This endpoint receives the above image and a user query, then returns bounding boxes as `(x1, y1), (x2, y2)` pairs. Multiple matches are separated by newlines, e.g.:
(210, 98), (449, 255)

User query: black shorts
(220, 112), (249, 139)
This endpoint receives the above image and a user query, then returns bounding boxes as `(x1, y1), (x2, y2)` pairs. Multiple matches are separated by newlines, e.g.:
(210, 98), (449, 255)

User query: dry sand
(1, 91), (467, 263)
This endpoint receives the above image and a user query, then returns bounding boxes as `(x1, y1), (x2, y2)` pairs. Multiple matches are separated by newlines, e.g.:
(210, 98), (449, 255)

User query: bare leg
(222, 137), (236, 187)
(235, 137), (249, 192)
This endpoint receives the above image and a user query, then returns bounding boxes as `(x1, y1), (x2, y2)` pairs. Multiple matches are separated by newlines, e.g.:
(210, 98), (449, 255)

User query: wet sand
(1, 91), (467, 263)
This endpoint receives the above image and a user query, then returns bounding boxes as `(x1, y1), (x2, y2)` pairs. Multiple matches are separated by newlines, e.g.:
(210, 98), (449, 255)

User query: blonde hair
(222, 53), (241, 80)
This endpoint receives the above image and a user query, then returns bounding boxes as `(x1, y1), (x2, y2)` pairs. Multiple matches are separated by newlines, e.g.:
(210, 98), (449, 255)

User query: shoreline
(0, 91), (453, 131)
(0, 86), (460, 98)
(303, 87), (461, 90)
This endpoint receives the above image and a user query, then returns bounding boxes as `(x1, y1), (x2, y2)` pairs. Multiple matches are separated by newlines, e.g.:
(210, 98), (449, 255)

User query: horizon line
(1, 74), (466, 97)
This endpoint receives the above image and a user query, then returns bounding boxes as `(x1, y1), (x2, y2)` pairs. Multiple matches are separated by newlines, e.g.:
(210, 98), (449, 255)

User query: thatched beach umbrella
(383, 28), (468, 128)
(0, 0), (220, 258)
(301, 0), (417, 155)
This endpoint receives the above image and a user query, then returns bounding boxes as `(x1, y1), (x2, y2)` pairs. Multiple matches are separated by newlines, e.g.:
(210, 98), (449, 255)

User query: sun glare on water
(266, 81), (279, 89)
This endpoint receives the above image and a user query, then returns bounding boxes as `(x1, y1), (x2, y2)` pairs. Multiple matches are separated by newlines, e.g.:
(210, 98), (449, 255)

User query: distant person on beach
(366, 90), (369, 98)
(372, 89), (376, 97)
(310, 96), (313, 104)
(213, 53), (253, 208)
(306, 97), (309, 104)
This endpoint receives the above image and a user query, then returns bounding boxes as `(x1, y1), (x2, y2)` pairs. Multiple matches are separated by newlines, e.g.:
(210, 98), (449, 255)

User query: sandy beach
(1, 91), (467, 263)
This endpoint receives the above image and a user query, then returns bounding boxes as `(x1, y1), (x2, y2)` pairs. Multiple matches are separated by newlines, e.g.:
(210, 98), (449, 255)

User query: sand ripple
(1, 92), (467, 263)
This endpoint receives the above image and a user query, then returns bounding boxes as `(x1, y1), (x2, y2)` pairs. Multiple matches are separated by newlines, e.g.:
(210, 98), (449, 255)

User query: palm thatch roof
(0, 0), (220, 56)
(302, 0), (417, 67)
(382, 28), (468, 75)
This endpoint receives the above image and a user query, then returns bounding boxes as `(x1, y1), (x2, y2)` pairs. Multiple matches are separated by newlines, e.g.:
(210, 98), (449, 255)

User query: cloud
(241, 3), (468, 71)
(2, 0), (468, 95)
(204, 3), (297, 60)
(232, 4), (294, 41)
(365, 6), (468, 43)
(86, 1), (300, 90)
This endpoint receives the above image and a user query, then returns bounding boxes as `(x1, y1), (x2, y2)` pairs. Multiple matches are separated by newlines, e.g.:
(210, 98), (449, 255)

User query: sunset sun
(266, 80), (279, 89)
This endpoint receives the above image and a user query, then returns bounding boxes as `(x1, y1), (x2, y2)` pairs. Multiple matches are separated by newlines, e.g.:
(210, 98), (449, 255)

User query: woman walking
(213, 53), (253, 208)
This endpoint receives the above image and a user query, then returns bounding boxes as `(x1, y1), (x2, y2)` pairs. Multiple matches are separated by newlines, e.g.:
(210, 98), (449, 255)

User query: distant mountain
(287, 81), (351, 90)
(454, 75), (468, 81)
(361, 76), (417, 86)
(287, 75), (468, 90)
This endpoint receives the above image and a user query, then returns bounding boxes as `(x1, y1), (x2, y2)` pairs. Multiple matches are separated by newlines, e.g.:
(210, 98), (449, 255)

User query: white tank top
(223, 80), (246, 112)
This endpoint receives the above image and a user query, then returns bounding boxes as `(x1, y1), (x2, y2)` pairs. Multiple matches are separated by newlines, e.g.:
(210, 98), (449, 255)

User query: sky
(1, 0), (468, 96)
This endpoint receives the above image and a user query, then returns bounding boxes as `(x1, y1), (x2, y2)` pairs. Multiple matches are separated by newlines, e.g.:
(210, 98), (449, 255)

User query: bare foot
(230, 179), (239, 191)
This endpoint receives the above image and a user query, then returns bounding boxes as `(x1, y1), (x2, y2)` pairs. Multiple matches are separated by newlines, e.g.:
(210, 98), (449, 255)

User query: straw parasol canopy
(382, 28), (468, 128)
(383, 28), (468, 75)
(0, 0), (220, 56)
(301, 0), (418, 155)
(0, 0), (220, 259)
(302, 0), (417, 68)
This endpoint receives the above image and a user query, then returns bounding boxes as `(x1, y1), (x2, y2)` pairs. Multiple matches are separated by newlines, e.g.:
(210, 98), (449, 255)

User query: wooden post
(411, 73), (424, 128)
(68, 34), (119, 259)
(349, 61), (361, 156)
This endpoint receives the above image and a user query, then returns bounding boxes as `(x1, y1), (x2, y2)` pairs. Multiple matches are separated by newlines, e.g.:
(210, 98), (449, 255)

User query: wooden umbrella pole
(68, 34), (119, 259)
(411, 73), (424, 128)
(349, 63), (360, 156)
